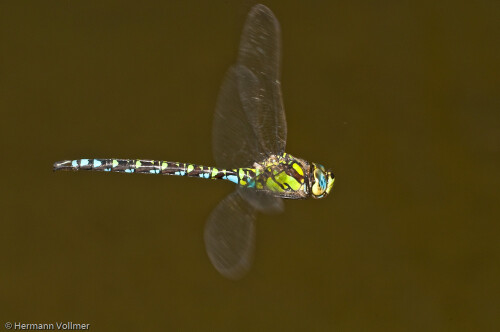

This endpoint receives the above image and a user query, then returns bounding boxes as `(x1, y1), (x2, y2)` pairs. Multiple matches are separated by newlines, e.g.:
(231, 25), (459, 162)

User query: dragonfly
(54, 4), (334, 279)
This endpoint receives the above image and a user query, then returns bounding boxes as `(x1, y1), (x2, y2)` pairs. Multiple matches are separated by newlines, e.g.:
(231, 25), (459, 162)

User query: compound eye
(315, 168), (327, 191)
(312, 168), (327, 197)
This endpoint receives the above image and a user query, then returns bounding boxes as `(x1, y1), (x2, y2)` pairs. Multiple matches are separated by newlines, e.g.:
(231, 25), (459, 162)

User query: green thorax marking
(237, 153), (309, 196)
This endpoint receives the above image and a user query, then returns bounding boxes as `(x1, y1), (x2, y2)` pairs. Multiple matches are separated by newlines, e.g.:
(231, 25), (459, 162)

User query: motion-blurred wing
(204, 191), (256, 279)
(207, 5), (287, 279)
(237, 4), (286, 157)
(212, 4), (286, 169)
(213, 65), (262, 169)
(237, 187), (284, 214)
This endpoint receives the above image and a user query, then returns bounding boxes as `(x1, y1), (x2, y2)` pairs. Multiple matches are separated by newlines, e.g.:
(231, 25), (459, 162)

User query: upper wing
(212, 65), (262, 169)
(237, 4), (286, 157)
(212, 4), (286, 169)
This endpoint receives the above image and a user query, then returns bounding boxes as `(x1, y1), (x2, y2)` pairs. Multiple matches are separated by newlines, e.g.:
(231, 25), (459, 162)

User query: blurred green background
(1, 1), (498, 331)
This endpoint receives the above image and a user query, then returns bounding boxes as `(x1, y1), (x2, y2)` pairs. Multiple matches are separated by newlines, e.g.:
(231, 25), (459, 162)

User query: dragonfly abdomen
(53, 158), (243, 183)
(54, 158), (163, 174)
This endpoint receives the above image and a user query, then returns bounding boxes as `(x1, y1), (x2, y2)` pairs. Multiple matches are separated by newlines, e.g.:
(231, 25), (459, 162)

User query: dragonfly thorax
(239, 153), (334, 200)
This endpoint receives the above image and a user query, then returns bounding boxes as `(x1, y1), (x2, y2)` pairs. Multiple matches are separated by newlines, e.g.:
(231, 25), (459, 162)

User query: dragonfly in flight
(54, 4), (335, 279)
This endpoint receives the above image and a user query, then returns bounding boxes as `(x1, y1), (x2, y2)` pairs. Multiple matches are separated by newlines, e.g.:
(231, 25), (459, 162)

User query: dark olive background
(1, 1), (498, 331)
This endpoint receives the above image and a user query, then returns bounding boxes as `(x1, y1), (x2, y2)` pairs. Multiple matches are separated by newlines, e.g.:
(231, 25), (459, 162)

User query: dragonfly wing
(207, 6), (286, 278)
(204, 191), (256, 279)
(213, 65), (263, 169)
(237, 4), (286, 156)
(212, 4), (286, 170)
(237, 187), (284, 214)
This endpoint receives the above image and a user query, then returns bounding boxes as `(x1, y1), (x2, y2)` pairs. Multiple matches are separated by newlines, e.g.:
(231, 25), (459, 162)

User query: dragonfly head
(310, 163), (335, 199)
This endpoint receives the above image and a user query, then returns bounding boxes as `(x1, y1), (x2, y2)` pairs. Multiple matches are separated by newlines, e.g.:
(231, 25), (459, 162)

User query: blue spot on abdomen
(226, 175), (238, 184)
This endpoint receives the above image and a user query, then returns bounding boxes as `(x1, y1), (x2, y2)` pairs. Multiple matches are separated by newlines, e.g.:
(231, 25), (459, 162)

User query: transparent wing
(237, 4), (286, 156)
(206, 5), (286, 279)
(212, 4), (286, 169)
(237, 187), (284, 214)
(204, 191), (256, 279)
(213, 65), (262, 169)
